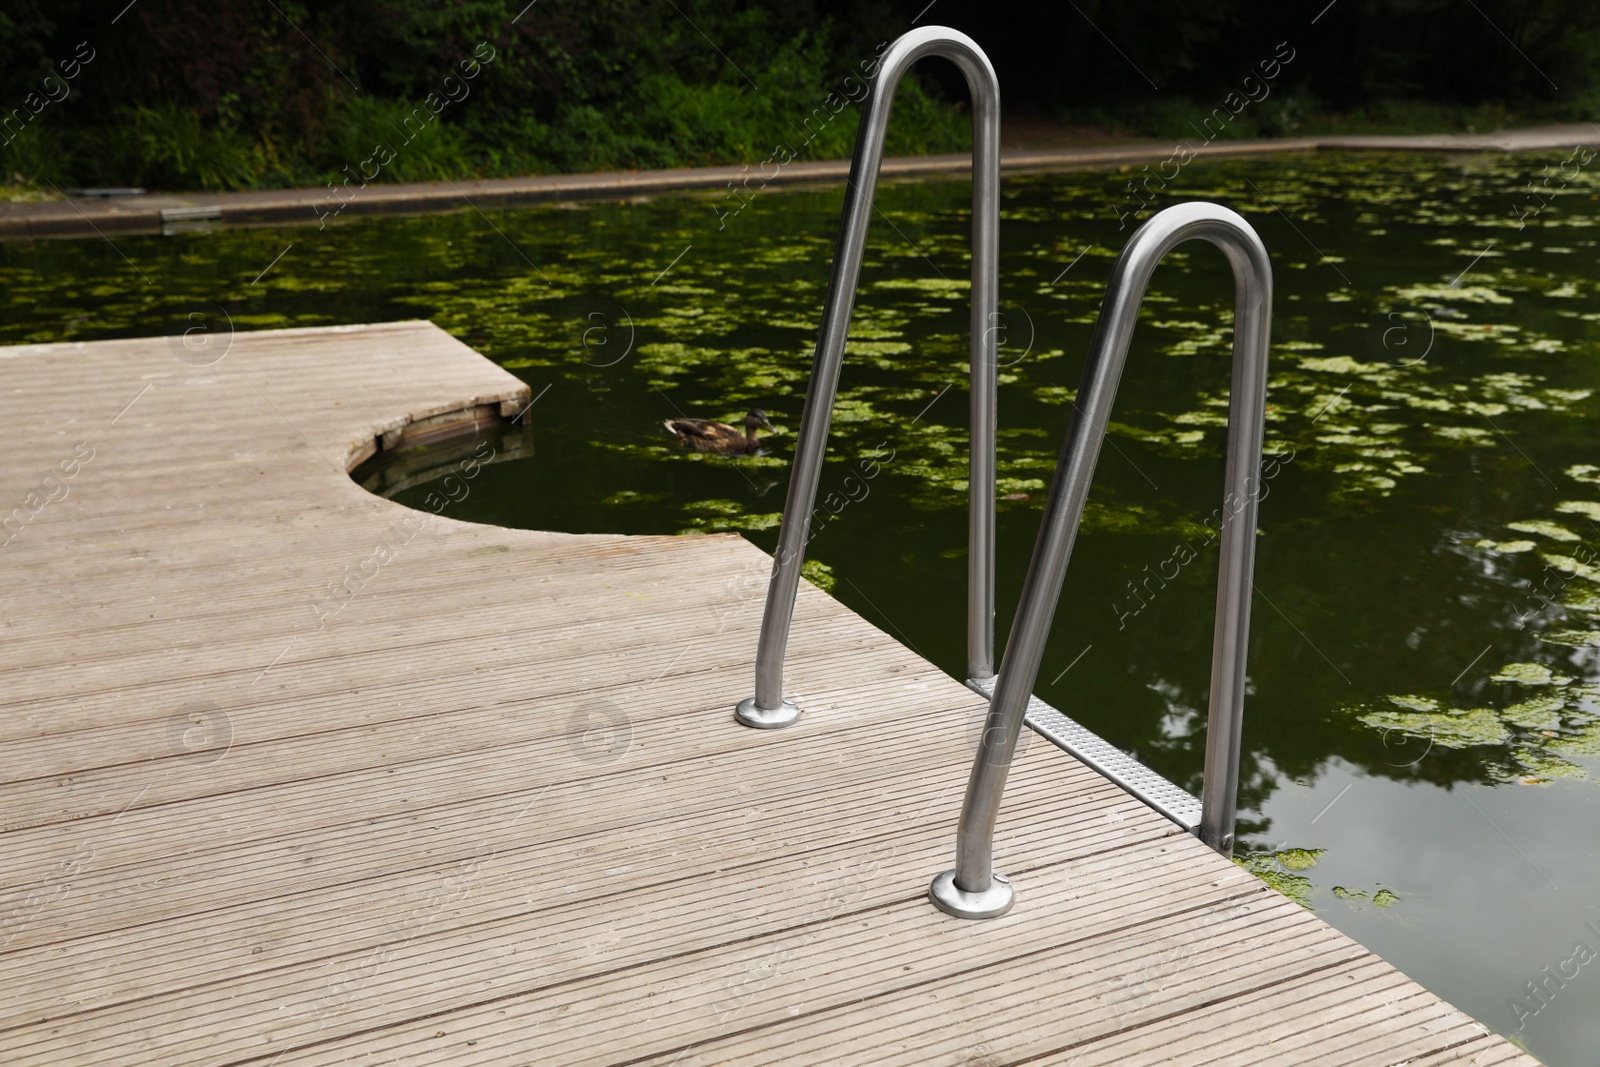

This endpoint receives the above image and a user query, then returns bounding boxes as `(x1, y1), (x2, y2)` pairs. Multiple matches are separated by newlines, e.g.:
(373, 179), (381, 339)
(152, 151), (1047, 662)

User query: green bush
(0, 0), (972, 193)
(327, 97), (475, 184)
(0, 124), (67, 187)
(124, 106), (261, 190)
(3, 107), (262, 191)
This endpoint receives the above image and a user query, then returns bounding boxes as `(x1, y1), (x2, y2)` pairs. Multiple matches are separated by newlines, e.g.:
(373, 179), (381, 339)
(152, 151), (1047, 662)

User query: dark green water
(6, 151), (1600, 1062)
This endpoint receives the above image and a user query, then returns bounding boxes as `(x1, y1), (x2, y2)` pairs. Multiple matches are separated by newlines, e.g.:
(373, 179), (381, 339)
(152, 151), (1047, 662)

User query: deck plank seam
(0, 675), (1008, 840)
(195, 879), (1274, 1067)
(0, 745), (1125, 952)
(0, 573), (837, 716)
(996, 950), (1381, 1067)
(0, 804), (1184, 1041)
(596, 883), (1287, 1067)
(0, 630), (932, 785)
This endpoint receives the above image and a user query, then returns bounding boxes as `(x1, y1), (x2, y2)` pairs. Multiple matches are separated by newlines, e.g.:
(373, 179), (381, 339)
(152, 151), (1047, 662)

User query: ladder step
(967, 676), (1202, 832)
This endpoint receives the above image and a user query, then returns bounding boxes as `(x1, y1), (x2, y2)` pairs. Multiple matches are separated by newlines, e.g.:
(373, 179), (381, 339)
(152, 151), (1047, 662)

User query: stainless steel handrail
(735, 26), (1001, 729)
(930, 202), (1273, 918)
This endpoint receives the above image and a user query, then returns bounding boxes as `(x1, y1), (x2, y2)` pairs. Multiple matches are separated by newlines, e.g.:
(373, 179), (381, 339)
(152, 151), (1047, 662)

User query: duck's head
(745, 409), (776, 433)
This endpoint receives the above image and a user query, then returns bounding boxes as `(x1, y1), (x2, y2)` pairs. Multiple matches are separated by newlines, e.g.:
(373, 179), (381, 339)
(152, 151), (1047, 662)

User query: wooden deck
(0, 321), (1534, 1066)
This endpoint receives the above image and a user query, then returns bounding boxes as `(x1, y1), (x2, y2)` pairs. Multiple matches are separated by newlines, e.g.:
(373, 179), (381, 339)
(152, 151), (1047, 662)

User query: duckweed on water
(1506, 519), (1580, 542)
(4, 154), (1594, 539)
(1236, 851), (1318, 909)
(1474, 539), (1538, 554)
(1345, 460), (1600, 784)
(1275, 847), (1325, 872)
(1492, 663), (1564, 685)
(1358, 703), (1513, 749)
(801, 558), (837, 593)
(1333, 886), (1403, 908)
(1236, 848), (1402, 911)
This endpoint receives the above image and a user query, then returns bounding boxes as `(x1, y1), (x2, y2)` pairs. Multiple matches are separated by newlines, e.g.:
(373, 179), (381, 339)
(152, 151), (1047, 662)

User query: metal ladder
(735, 25), (1002, 729)
(735, 27), (1273, 920)
(931, 202), (1274, 919)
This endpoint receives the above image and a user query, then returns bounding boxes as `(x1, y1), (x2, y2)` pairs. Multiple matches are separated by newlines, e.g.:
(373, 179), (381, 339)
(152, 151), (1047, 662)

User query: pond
(5, 149), (1600, 1063)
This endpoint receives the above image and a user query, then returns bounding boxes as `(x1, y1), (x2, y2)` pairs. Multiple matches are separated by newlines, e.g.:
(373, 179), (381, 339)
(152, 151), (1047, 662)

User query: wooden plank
(0, 769), (1165, 1061)
(1022, 963), (1502, 1066)
(0, 538), (811, 717)
(260, 881), (1323, 1065)
(0, 771), (1166, 1032)
(0, 626), (918, 827)
(0, 676), (1045, 900)
(1403, 1037), (1541, 1067)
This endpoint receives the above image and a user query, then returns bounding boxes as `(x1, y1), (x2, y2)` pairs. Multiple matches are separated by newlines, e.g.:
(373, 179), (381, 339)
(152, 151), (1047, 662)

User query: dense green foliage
(1, 0), (1597, 191)
(0, 0), (965, 190)
(952, 0), (1600, 120)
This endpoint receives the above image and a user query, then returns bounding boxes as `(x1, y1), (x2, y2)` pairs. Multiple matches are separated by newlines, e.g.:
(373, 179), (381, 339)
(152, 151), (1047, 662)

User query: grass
(0, 184), (56, 203)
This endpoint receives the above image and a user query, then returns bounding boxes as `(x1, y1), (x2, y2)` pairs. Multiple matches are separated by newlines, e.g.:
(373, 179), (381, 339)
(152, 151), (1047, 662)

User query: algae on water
(1236, 851), (1319, 909)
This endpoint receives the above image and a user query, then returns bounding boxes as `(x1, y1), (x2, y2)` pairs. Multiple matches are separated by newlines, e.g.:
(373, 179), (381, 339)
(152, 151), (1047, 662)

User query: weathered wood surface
(0, 321), (1533, 1065)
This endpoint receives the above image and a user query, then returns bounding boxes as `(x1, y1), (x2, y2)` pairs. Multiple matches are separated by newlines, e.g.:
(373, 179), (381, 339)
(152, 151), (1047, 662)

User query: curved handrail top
(872, 26), (999, 108)
(1093, 202), (1273, 339)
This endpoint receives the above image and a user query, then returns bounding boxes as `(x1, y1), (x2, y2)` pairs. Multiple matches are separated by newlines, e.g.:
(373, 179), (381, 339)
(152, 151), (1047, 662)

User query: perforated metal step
(967, 676), (1202, 832)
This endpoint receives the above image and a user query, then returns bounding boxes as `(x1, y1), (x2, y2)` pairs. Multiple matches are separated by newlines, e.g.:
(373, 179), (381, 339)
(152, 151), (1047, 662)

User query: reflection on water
(6, 150), (1599, 1063)
(356, 420), (536, 498)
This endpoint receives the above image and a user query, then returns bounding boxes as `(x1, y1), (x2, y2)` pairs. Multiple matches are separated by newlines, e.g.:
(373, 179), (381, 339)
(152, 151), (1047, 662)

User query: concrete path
(3, 122), (1593, 240)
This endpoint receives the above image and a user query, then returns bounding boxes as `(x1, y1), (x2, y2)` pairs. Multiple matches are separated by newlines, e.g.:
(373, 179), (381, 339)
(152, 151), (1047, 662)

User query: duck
(664, 409), (775, 456)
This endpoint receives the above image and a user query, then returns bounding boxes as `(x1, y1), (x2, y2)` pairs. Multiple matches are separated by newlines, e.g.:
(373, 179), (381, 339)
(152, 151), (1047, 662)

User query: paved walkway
(4, 123), (1593, 240)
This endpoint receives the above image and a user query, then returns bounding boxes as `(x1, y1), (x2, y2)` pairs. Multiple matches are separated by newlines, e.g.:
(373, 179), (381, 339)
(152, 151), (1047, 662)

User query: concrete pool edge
(4, 122), (1595, 241)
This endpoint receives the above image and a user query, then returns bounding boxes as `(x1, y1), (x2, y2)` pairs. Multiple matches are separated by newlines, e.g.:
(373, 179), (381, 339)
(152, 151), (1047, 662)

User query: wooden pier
(0, 321), (1534, 1065)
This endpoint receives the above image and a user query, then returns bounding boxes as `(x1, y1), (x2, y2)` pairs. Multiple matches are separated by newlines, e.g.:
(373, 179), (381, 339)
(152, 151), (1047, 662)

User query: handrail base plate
(929, 869), (1014, 919)
(735, 696), (802, 729)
